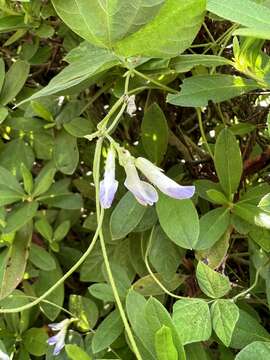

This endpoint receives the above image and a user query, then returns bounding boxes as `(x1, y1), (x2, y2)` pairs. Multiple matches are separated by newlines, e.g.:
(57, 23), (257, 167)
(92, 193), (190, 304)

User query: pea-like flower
(47, 319), (71, 356)
(99, 147), (118, 209)
(135, 157), (195, 200)
(0, 349), (10, 360)
(124, 158), (158, 206)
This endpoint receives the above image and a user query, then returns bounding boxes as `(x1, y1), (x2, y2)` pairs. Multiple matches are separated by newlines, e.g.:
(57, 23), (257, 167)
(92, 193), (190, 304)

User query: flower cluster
(99, 147), (195, 208)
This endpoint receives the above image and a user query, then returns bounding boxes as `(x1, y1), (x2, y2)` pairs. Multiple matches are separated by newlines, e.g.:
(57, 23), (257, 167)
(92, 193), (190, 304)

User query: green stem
(196, 108), (214, 160)
(93, 139), (143, 360)
(133, 69), (178, 94)
(80, 81), (114, 115)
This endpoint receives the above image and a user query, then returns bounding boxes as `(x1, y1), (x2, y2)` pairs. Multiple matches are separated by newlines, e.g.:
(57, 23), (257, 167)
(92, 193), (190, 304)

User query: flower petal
(124, 160), (158, 206)
(99, 147), (118, 208)
(48, 319), (69, 331)
(100, 179), (118, 208)
(0, 349), (10, 360)
(47, 334), (58, 346)
(136, 157), (195, 199)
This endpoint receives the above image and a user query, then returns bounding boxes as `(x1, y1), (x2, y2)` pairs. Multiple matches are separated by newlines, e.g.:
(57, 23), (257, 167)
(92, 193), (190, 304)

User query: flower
(124, 157), (158, 206)
(135, 157), (195, 200)
(47, 319), (71, 356)
(0, 349), (10, 360)
(99, 147), (118, 209)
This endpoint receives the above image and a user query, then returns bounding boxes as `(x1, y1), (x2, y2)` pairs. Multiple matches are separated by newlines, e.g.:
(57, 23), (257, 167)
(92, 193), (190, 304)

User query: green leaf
(235, 341), (270, 360)
(23, 328), (48, 356)
(110, 191), (147, 240)
(206, 189), (229, 205)
(0, 223), (32, 300)
(207, 0), (270, 32)
(233, 27), (270, 39)
(35, 218), (53, 241)
(92, 309), (124, 353)
(0, 60), (30, 105)
(233, 203), (270, 229)
(0, 166), (24, 194)
(65, 344), (92, 360)
(69, 295), (98, 331)
(52, 0), (165, 48)
(185, 343), (211, 360)
(249, 227), (270, 252)
(53, 220), (70, 242)
(53, 131), (79, 175)
(63, 117), (94, 138)
(29, 244), (56, 271)
(196, 208), (231, 250)
(155, 326), (179, 360)
(0, 186), (24, 207)
(115, 0), (206, 57)
(170, 54), (232, 73)
(231, 310), (270, 349)
(214, 128), (243, 197)
(32, 166), (56, 198)
(23, 43), (119, 101)
(211, 300), (240, 347)
(196, 261), (231, 298)
(3, 202), (38, 234)
(167, 75), (258, 107)
(141, 103), (168, 164)
(0, 58), (5, 93)
(156, 194), (199, 250)
(172, 298), (212, 344)
(258, 193), (270, 212)
(35, 257), (64, 321)
(133, 273), (184, 296)
(149, 225), (183, 281)
(20, 163), (33, 195)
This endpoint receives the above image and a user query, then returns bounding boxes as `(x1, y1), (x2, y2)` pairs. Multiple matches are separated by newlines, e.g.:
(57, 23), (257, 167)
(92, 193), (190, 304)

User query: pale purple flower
(0, 350), (10, 360)
(124, 158), (158, 206)
(47, 319), (70, 356)
(135, 157), (195, 200)
(99, 147), (118, 208)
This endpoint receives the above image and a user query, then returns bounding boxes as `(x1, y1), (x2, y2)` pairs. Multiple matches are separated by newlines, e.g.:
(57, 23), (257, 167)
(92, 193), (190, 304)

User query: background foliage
(1, 0), (270, 359)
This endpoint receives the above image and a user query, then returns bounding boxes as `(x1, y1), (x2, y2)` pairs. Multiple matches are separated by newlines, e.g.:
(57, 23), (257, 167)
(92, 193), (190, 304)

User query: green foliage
(0, 1), (270, 359)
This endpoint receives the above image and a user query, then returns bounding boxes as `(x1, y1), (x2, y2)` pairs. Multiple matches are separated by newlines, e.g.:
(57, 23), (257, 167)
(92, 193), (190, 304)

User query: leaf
(21, 163), (33, 195)
(29, 244), (56, 271)
(0, 58), (5, 93)
(196, 208), (231, 250)
(233, 203), (270, 229)
(155, 326), (178, 360)
(35, 257), (64, 321)
(258, 193), (270, 212)
(172, 298), (212, 344)
(133, 273), (184, 296)
(233, 27), (270, 40)
(52, 0), (165, 48)
(63, 117), (94, 138)
(115, 0), (206, 57)
(141, 103), (168, 164)
(167, 75), (258, 107)
(65, 345), (92, 360)
(3, 202), (38, 234)
(214, 128), (243, 197)
(32, 166), (56, 198)
(23, 328), (48, 356)
(145, 297), (186, 359)
(110, 191), (147, 240)
(211, 300), (240, 347)
(149, 225), (183, 281)
(156, 194), (200, 250)
(249, 227), (270, 252)
(0, 60), (30, 105)
(230, 310), (270, 349)
(0, 186), (24, 207)
(24, 43), (119, 101)
(185, 343), (211, 360)
(196, 261), (231, 298)
(53, 131), (79, 175)
(0, 166), (24, 195)
(92, 309), (124, 353)
(171, 54), (232, 73)
(0, 223), (32, 300)
(207, 0), (270, 32)
(235, 341), (270, 360)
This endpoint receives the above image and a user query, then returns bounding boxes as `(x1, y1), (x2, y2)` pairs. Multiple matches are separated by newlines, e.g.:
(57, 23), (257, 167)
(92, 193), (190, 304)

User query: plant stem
(93, 139), (143, 360)
(196, 108), (214, 159)
(133, 69), (178, 94)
